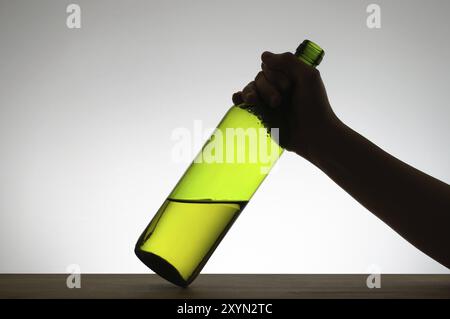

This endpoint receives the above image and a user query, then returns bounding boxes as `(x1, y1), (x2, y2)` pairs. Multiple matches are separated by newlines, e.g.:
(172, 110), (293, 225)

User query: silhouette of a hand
(233, 50), (450, 269)
(232, 51), (339, 162)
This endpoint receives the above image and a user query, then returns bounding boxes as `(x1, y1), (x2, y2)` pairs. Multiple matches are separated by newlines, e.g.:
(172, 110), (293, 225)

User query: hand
(232, 51), (340, 162)
(234, 51), (450, 270)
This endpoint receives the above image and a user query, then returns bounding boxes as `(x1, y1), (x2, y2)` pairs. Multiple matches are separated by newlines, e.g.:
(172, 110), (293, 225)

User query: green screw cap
(295, 40), (325, 67)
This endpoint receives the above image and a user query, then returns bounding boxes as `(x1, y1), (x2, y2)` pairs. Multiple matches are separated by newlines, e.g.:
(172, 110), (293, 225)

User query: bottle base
(134, 247), (190, 287)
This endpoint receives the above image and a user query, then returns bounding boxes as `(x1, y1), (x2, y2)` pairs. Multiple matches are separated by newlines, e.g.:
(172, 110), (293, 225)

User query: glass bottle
(135, 40), (325, 287)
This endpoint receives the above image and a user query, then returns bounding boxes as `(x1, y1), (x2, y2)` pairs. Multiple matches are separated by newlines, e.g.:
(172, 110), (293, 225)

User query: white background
(0, 0), (449, 273)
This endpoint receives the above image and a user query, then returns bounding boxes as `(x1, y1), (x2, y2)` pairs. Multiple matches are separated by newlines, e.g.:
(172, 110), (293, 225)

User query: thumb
(261, 51), (303, 81)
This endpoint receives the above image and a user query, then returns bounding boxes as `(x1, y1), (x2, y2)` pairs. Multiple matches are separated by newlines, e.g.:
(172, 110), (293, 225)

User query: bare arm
(233, 51), (450, 268)
(312, 118), (450, 268)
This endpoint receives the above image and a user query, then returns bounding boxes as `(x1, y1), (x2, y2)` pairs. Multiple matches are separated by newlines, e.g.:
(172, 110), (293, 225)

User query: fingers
(242, 81), (260, 104)
(232, 92), (244, 105)
(233, 74), (282, 108)
(234, 81), (263, 106)
(261, 51), (307, 81)
(261, 62), (290, 92)
(254, 71), (281, 108)
(233, 82), (258, 105)
(232, 51), (309, 106)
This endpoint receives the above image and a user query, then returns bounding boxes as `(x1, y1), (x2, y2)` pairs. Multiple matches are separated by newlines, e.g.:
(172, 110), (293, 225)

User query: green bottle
(135, 40), (324, 287)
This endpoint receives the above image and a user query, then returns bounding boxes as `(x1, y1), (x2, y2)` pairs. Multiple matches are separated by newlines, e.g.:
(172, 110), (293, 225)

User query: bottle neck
(295, 40), (324, 68)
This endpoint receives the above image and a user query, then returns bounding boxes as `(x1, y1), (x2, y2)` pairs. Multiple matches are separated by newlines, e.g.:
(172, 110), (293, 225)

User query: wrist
(304, 112), (346, 167)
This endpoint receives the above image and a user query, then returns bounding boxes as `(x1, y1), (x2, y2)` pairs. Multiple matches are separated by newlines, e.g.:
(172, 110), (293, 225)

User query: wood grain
(0, 274), (449, 299)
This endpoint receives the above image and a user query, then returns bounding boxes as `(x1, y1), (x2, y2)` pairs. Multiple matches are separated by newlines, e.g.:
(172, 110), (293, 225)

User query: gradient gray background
(0, 0), (449, 273)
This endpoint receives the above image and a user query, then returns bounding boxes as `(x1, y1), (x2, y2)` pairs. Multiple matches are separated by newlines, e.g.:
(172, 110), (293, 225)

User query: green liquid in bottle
(136, 199), (246, 287)
(135, 40), (324, 287)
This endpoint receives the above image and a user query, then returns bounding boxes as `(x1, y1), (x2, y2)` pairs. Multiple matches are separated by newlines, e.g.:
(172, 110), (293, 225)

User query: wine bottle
(135, 40), (324, 287)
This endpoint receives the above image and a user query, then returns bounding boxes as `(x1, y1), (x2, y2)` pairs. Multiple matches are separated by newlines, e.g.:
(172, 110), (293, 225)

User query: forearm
(308, 119), (450, 268)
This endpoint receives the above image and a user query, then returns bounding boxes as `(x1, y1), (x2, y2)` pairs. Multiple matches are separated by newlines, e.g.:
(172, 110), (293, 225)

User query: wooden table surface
(0, 274), (449, 299)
